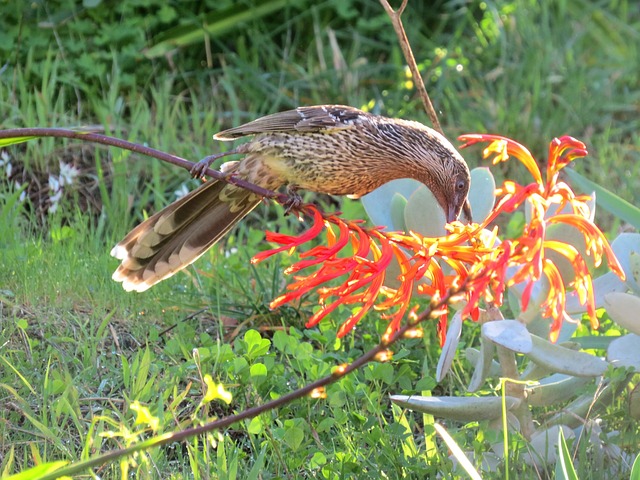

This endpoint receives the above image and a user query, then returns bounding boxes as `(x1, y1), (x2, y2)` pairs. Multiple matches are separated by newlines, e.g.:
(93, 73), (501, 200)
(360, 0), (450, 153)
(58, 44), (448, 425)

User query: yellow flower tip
(379, 285), (396, 297)
(429, 307), (448, 318)
(402, 327), (424, 339)
(429, 292), (442, 307)
(374, 349), (393, 362)
(333, 363), (349, 375)
(483, 139), (510, 163)
(269, 296), (286, 309)
(309, 387), (327, 399)
(448, 292), (466, 304)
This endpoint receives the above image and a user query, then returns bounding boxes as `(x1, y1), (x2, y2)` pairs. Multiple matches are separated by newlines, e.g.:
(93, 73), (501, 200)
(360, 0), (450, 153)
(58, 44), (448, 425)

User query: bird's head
(440, 160), (471, 223)
(374, 117), (472, 224)
(418, 143), (471, 224)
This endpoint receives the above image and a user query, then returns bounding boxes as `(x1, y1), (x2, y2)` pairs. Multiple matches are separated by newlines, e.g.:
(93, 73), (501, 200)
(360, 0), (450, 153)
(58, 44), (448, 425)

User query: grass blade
(0, 136), (37, 147)
(245, 445), (267, 480)
(433, 423), (482, 480)
(556, 427), (578, 480)
(3, 461), (69, 480)
(630, 452), (640, 480)
(144, 0), (299, 58)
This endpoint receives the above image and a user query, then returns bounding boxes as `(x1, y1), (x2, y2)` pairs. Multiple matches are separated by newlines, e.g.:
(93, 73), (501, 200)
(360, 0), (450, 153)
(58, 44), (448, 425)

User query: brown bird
(111, 105), (471, 292)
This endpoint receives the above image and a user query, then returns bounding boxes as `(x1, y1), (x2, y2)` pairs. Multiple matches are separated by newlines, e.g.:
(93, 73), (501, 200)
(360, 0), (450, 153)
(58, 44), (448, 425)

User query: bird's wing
(214, 105), (367, 140)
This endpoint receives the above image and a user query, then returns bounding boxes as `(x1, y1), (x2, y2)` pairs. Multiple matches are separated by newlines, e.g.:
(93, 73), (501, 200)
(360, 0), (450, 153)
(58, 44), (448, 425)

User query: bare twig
(0, 128), (287, 203)
(379, 0), (443, 135)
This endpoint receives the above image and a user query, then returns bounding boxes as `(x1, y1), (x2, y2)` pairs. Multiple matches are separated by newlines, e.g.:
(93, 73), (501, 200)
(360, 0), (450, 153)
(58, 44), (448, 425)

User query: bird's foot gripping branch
(253, 134), (624, 344)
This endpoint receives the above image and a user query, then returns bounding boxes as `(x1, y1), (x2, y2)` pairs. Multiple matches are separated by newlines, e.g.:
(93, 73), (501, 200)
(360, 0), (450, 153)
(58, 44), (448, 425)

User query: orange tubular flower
(252, 134), (624, 344)
(459, 134), (624, 339)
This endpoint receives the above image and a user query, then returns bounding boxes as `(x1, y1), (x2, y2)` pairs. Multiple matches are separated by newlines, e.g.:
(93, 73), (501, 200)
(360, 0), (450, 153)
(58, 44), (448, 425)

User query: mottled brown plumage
(111, 105), (470, 292)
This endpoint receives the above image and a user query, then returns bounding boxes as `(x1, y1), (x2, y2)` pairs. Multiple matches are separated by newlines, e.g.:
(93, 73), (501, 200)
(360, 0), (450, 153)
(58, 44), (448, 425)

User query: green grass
(1, 0), (639, 478)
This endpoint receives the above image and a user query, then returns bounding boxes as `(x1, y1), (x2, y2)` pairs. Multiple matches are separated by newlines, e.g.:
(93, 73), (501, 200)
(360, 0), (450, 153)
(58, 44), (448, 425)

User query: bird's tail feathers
(111, 179), (261, 292)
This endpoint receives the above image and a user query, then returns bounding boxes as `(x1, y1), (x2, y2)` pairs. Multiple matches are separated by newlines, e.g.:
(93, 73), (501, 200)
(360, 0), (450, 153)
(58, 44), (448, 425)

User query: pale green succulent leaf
(465, 348), (501, 378)
(436, 311), (463, 382)
(631, 251), (640, 285)
(603, 292), (640, 335)
(606, 334), (640, 371)
(361, 178), (422, 230)
(526, 374), (591, 407)
(389, 193), (408, 232)
(404, 185), (447, 237)
(521, 425), (574, 468)
(611, 233), (640, 295)
(467, 337), (497, 392)
(482, 319), (533, 353)
(390, 395), (521, 422)
(466, 167), (496, 222)
(528, 335), (608, 377)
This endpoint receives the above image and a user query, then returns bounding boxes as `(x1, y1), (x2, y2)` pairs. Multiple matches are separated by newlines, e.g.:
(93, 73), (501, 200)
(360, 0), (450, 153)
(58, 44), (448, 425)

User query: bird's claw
(191, 149), (242, 179)
(283, 188), (304, 215)
(190, 155), (219, 179)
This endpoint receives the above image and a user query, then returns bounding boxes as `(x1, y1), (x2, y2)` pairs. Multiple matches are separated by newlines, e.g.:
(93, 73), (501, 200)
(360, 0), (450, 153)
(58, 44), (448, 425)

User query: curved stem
(0, 127), (289, 203)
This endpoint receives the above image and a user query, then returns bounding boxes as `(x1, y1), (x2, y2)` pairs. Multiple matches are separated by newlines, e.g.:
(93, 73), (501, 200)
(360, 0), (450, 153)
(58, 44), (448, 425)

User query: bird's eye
(456, 180), (466, 191)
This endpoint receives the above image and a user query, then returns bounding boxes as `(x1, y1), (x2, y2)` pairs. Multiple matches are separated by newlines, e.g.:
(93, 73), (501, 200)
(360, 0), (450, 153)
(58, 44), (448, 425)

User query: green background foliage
(2, 0), (638, 199)
(0, 0), (639, 477)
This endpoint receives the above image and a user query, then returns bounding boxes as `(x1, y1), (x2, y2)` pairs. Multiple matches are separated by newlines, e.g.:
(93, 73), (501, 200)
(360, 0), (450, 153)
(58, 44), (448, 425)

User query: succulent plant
(361, 165), (640, 469)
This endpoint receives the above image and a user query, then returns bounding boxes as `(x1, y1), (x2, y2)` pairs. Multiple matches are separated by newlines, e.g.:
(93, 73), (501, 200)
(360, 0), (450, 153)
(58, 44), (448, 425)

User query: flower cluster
(48, 161), (80, 214)
(252, 135), (624, 343)
(459, 135), (624, 340)
(0, 150), (27, 203)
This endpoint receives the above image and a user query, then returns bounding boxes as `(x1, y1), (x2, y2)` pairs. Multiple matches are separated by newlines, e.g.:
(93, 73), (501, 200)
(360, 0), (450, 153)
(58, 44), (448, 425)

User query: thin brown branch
(379, 0), (443, 135)
(0, 128), (288, 203)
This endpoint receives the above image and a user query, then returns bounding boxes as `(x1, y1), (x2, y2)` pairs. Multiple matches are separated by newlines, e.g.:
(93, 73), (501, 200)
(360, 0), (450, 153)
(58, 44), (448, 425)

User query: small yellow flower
(202, 374), (233, 405)
(130, 401), (159, 432)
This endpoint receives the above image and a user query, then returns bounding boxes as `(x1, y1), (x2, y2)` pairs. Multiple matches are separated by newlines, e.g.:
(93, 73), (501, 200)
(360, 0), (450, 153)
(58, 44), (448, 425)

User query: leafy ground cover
(1, 0), (639, 478)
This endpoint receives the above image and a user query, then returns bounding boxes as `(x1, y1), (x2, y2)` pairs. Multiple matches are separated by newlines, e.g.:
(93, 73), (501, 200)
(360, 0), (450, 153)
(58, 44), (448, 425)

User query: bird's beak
(446, 205), (458, 224)
(463, 200), (472, 223)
